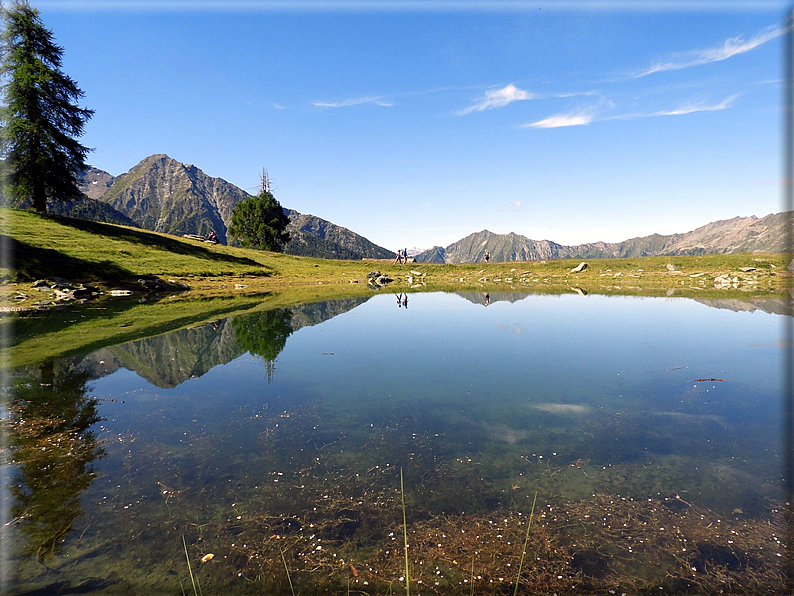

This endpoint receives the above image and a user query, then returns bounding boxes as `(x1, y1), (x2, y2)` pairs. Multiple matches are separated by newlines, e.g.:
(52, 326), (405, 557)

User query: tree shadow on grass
(51, 214), (269, 268)
(4, 236), (133, 282)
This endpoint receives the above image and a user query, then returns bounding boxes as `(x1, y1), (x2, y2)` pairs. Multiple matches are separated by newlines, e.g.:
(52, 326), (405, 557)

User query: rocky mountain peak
(416, 212), (791, 263)
(90, 154), (393, 259)
(99, 154), (250, 243)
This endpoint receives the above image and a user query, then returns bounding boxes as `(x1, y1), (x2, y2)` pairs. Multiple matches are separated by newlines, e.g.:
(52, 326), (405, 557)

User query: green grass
(2, 294), (264, 368)
(1, 283), (397, 369)
(2, 207), (791, 307)
(401, 467), (410, 596)
(280, 549), (296, 596)
(182, 535), (201, 596)
(514, 491), (538, 596)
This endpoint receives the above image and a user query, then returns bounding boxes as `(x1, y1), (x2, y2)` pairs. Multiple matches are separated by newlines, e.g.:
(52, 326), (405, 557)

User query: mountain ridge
(77, 154), (394, 259)
(416, 212), (790, 263)
(72, 153), (789, 262)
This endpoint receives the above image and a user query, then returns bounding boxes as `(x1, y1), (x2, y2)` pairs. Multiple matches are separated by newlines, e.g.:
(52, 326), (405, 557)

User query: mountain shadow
(50, 215), (268, 269)
(4, 236), (131, 282)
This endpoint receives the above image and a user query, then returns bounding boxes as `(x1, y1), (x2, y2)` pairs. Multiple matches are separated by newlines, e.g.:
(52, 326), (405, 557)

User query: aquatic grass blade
(401, 467), (410, 596)
(181, 535), (198, 596)
(513, 491), (538, 596)
(470, 553), (475, 596)
(281, 548), (296, 596)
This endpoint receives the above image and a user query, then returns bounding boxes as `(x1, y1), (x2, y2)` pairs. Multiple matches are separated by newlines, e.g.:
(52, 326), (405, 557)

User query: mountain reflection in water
(3, 292), (792, 594)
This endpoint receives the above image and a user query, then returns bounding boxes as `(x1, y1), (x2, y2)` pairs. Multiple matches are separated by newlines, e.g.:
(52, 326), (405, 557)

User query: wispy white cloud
(553, 90), (599, 98)
(523, 107), (597, 129)
(273, 103), (286, 110)
(313, 96), (393, 108)
(526, 93), (736, 129)
(457, 84), (536, 115)
(653, 93), (737, 116)
(498, 200), (523, 212)
(634, 24), (789, 78)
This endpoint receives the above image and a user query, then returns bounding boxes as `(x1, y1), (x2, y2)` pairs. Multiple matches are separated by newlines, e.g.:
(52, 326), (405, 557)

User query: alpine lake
(2, 285), (793, 595)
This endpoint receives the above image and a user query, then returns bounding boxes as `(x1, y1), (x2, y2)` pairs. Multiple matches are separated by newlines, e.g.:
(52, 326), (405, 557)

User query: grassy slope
(2, 285), (381, 369)
(2, 207), (791, 296)
(1, 208), (792, 368)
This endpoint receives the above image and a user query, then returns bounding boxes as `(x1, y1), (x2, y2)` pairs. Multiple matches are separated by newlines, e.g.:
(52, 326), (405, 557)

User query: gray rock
(367, 270), (381, 279)
(739, 267), (757, 272)
(375, 275), (393, 286)
(138, 278), (164, 291)
(788, 259), (794, 272)
(666, 264), (676, 271)
(570, 262), (588, 273)
(32, 279), (49, 287)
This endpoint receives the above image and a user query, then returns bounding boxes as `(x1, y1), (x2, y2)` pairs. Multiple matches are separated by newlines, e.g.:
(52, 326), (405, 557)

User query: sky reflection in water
(6, 291), (789, 593)
(90, 292), (785, 509)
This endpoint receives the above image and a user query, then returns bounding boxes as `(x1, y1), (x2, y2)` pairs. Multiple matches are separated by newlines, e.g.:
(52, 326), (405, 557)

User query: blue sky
(29, 0), (788, 251)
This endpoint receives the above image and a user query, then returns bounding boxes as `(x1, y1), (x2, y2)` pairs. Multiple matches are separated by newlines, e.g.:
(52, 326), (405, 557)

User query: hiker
(394, 250), (402, 264)
(484, 250), (490, 264)
(208, 230), (218, 243)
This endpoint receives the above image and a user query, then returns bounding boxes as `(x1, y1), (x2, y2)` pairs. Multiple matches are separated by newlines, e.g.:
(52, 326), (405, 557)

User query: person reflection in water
(396, 293), (403, 308)
(403, 294), (408, 309)
(485, 292), (490, 306)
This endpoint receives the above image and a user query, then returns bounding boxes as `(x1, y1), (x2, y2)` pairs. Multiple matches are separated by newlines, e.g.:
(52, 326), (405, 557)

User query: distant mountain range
(74, 154), (393, 260)
(416, 213), (790, 263)
(39, 152), (785, 262)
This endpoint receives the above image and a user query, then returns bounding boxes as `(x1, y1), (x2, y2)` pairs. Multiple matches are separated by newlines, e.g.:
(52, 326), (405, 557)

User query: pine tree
(227, 190), (291, 252)
(0, 1), (94, 213)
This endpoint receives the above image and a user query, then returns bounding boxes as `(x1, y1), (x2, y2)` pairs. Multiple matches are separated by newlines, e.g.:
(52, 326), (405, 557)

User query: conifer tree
(228, 190), (291, 252)
(0, 1), (94, 213)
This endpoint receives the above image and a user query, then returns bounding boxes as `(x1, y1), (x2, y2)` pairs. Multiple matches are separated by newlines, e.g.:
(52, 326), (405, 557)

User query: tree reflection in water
(7, 361), (104, 561)
(231, 308), (294, 382)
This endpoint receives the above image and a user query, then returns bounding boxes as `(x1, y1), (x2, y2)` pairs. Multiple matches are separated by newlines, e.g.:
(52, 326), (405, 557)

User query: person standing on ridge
(484, 250), (490, 264)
